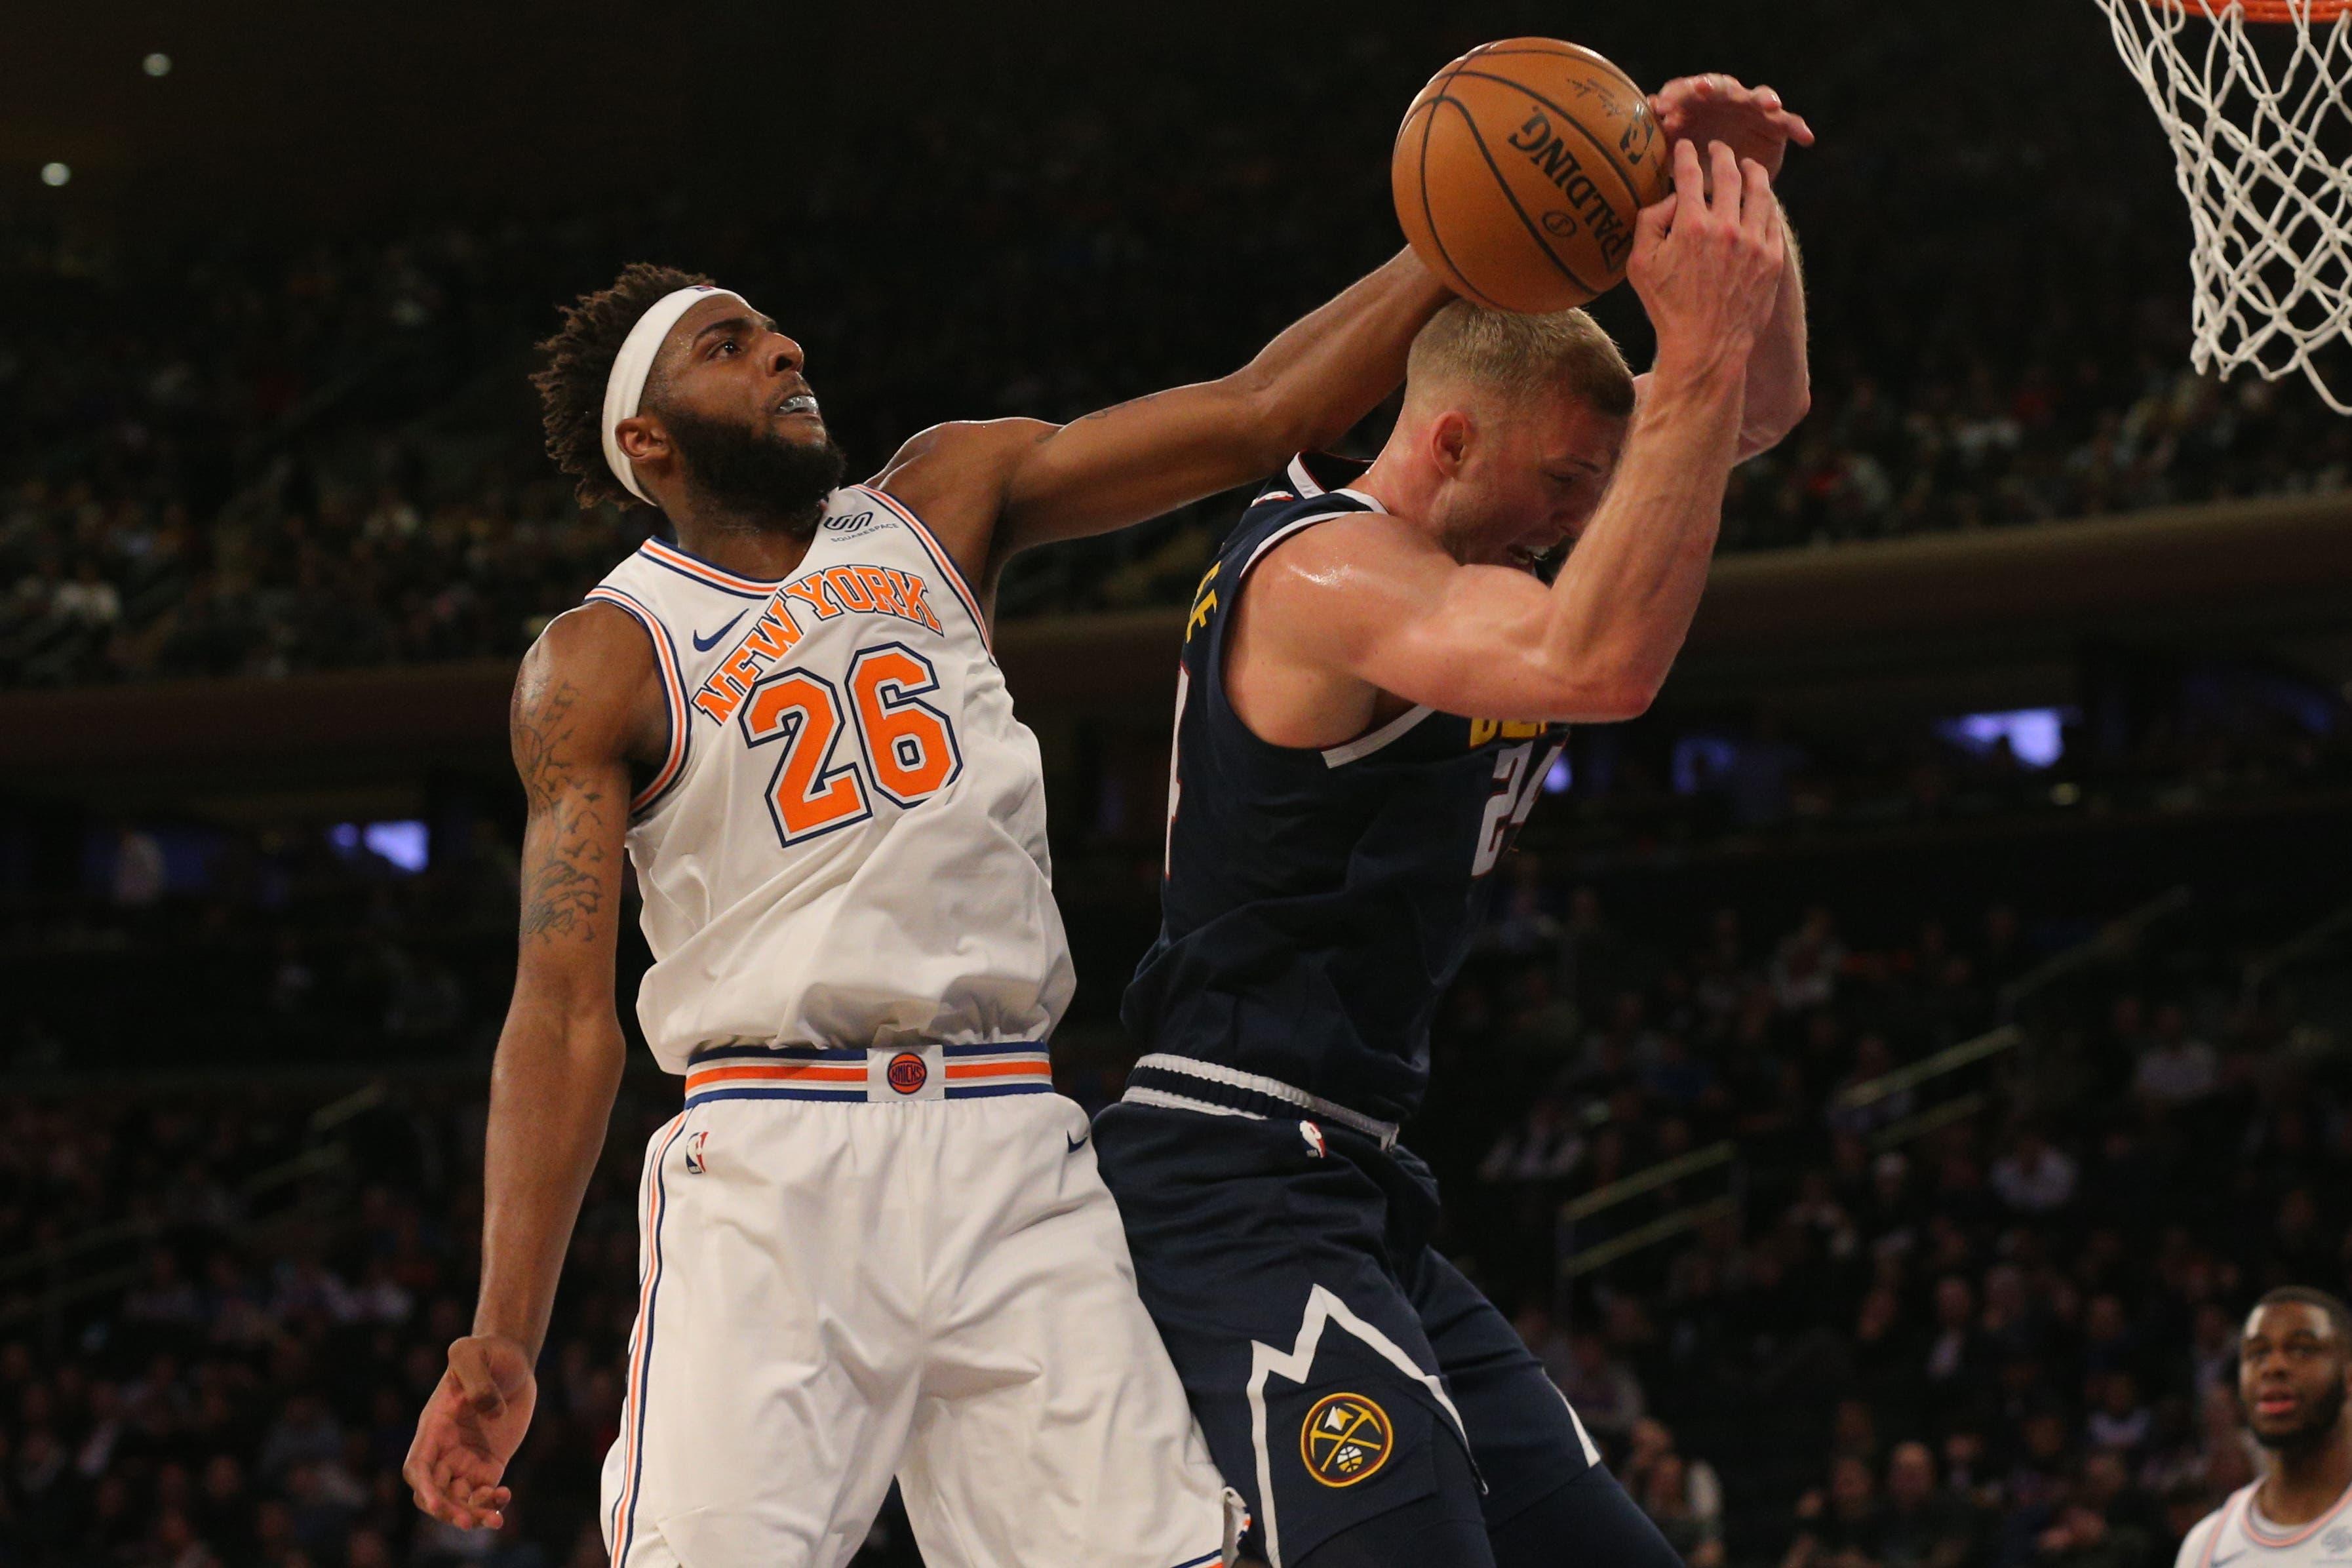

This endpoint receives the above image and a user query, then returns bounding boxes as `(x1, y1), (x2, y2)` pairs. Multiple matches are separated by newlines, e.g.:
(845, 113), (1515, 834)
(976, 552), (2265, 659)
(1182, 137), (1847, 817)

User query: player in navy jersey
(1097, 85), (1814, 1568)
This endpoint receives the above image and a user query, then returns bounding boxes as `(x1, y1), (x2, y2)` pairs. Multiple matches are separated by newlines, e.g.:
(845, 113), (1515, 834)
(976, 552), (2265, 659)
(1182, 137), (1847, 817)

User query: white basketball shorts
(598, 1061), (1236, 1568)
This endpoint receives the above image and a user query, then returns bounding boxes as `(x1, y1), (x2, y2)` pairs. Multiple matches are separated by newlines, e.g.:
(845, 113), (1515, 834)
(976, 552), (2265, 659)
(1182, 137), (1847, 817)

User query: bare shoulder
(869, 418), (1057, 568)
(1245, 509), (1457, 626)
(511, 603), (659, 792)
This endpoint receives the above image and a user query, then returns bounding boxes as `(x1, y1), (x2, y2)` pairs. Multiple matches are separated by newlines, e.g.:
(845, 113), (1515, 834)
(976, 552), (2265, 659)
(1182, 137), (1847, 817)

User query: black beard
(2253, 1380), (2348, 1455)
(662, 406), (847, 536)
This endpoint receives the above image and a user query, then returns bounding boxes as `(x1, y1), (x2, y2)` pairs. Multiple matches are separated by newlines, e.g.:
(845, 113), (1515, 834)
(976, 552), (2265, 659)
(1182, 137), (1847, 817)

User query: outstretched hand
(404, 1334), (538, 1531)
(1650, 75), (1814, 180)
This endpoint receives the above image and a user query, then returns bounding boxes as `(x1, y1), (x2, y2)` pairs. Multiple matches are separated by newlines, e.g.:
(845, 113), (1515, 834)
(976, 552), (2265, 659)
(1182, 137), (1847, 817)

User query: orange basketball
(1392, 38), (1670, 314)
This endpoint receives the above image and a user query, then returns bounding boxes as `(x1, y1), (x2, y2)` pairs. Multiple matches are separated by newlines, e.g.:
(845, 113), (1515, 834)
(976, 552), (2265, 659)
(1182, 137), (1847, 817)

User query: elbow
(1241, 374), (1348, 460)
(1744, 383), (1812, 456)
(1289, 405), (1359, 457)
(1537, 667), (1662, 724)
(1597, 680), (1663, 723)
(1784, 380), (1814, 431)
(1779, 382), (1813, 435)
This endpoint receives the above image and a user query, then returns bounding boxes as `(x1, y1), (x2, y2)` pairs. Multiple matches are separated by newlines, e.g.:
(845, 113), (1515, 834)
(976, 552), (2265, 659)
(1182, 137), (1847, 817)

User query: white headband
(599, 284), (753, 505)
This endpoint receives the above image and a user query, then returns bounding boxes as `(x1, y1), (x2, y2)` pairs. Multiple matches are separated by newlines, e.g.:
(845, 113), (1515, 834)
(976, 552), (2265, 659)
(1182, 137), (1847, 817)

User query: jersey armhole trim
(1216, 504), (1436, 768)
(855, 484), (992, 653)
(584, 587), (690, 815)
(2191, 1495), (2241, 1568)
(1320, 701), (1436, 768)
(1235, 509), (1368, 577)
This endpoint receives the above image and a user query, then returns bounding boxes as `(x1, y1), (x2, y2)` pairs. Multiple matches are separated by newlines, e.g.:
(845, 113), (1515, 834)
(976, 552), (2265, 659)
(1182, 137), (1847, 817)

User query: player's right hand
(404, 1333), (538, 1531)
(1626, 138), (1786, 378)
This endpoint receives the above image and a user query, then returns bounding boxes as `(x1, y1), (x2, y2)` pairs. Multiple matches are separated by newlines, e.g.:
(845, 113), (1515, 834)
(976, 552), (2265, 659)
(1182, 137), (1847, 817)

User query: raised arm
(874, 249), (1452, 579)
(1253, 143), (1785, 724)
(1639, 210), (1807, 461)
(1638, 75), (1813, 460)
(404, 606), (657, 1531)
(1735, 216), (1808, 455)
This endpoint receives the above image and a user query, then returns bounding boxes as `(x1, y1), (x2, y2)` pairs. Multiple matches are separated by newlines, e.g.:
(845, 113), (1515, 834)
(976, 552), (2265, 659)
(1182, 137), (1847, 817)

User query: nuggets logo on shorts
(886, 1051), (928, 1094)
(1300, 1392), (1392, 1487)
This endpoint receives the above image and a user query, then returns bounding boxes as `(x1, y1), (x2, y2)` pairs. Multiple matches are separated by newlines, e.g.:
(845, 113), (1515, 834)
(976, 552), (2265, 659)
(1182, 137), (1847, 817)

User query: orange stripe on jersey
(943, 1059), (1052, 1080)
(585, 587), (688, 812)
(612, 1114), (688, 1568)
(2243, 1481), (2352, 1547)
(640, 538), (783, 597)
(855, 486), (990, 650)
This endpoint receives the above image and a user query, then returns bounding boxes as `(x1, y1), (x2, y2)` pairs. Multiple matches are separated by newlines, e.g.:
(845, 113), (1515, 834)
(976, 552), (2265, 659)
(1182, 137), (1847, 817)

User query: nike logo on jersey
(691, 611), (747, 653)
(690, 567), (945, 725)
(1067, 1130), (1089, 1154)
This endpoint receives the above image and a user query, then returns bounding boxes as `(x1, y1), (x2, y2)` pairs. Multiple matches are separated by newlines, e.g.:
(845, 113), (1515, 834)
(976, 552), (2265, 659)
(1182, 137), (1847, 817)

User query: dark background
(6, 6), (2352, 1568)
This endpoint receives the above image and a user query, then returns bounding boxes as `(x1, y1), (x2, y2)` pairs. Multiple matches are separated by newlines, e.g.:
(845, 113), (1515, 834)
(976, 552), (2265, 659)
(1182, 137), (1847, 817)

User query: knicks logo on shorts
(886, 1052), (928, 1095)
(1300, 1392), (1392, 1487)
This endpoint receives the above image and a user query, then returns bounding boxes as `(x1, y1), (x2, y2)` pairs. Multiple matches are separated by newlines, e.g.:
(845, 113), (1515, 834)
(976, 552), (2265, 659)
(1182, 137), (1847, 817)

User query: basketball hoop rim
(2144, 0), (2352, 20)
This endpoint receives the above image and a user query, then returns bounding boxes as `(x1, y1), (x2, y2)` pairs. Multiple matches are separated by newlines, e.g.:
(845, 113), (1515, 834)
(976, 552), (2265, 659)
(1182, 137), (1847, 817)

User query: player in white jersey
(399, 253), (1455, 1568)
(2177, 1290), (2352, 1568)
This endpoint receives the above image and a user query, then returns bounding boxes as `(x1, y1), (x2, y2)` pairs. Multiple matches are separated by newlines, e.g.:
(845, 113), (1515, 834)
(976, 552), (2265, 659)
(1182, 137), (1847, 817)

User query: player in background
(1097, 79), (1811, 1568)
(2176, 1289), (2352, 1568)
(399, 238), (1460, 1568)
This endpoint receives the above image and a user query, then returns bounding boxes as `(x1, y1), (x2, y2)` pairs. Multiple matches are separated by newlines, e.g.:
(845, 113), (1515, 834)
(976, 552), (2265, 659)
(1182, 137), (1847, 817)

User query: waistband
(683, 1042), (1053, 1107)
(1120, 1053), (1401, 1150)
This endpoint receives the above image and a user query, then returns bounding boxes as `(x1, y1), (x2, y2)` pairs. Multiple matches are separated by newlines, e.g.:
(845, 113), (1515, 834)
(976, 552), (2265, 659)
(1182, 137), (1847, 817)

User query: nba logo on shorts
(887, 1051), (929, 1095)
(1299, 1121), (1327, 1158)
(684, 1129), (710, 1175)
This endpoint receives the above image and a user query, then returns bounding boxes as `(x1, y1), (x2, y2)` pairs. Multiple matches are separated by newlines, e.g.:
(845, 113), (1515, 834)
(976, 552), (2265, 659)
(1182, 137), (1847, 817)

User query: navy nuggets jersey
(1122, 454), (1567, 1126)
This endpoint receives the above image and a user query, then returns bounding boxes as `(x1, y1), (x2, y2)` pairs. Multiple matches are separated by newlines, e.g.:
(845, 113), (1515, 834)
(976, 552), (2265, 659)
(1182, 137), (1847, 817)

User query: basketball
(1392, 38), (1672, 314)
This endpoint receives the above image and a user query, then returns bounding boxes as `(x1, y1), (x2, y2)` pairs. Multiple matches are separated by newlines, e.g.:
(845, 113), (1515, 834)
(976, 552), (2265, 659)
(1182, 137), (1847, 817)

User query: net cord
(2094, 0), (2352, 413)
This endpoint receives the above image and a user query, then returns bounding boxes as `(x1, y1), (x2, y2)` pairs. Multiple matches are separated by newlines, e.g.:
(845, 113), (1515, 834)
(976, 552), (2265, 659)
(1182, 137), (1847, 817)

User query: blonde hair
(1404, 300), (1635, 419)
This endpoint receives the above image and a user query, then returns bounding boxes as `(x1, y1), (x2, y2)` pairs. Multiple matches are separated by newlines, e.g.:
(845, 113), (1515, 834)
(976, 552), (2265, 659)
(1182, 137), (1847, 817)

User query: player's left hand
(1650, 75), (1814, 180)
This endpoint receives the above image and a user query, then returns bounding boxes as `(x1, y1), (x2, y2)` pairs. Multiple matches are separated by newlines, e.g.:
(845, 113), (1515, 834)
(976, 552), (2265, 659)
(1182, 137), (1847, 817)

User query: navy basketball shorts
(1093, 1102), (1680, 1568)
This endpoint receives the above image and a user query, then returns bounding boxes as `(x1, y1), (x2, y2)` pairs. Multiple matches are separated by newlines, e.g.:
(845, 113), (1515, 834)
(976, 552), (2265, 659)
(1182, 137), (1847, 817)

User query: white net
(2094, 0), (2352, 412)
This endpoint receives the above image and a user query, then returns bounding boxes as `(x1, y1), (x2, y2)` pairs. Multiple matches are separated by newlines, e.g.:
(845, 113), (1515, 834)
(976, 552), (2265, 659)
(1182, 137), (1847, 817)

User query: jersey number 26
(738, 643), (964, 846)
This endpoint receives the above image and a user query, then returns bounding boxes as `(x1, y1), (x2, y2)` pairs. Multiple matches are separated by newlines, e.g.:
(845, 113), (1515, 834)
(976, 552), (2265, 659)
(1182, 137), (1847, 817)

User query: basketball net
(2095, 0), (2352, 412)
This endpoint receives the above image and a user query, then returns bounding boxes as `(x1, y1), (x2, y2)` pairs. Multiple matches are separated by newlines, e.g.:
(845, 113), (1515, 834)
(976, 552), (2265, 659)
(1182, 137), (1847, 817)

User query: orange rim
(2151, 0), (2352, 19)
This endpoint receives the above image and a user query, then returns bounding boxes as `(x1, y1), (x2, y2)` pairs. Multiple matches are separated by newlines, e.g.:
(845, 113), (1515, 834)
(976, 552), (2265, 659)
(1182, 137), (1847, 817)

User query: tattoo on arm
(512, 676), (610, 945)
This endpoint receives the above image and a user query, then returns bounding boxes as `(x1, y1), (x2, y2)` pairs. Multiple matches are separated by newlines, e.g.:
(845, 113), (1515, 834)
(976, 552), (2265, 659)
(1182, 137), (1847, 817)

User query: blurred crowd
(1429, 861), (2351, 1566)
(1, 836), (2344, 1565)
(0, 1080), (675, 1568)
(5, 641), (2345, 1074)
(0, 817), (528, 1075)
(8, 5), (2352, 1563)
(8, 8), (2352, 690)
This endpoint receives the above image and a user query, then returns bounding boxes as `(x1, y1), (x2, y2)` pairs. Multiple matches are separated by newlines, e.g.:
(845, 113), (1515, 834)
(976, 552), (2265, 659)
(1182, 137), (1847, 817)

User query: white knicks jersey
(2176, 1481), (2352, 1568)
(583, 485), (1074, 1073)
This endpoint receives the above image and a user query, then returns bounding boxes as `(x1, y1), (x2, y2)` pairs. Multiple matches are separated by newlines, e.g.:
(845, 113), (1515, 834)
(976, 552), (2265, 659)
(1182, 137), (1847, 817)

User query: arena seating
(9, 5), (2352, 1565)
(3, 820), (2346, 1565)
(7, 8), (2351, 690)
